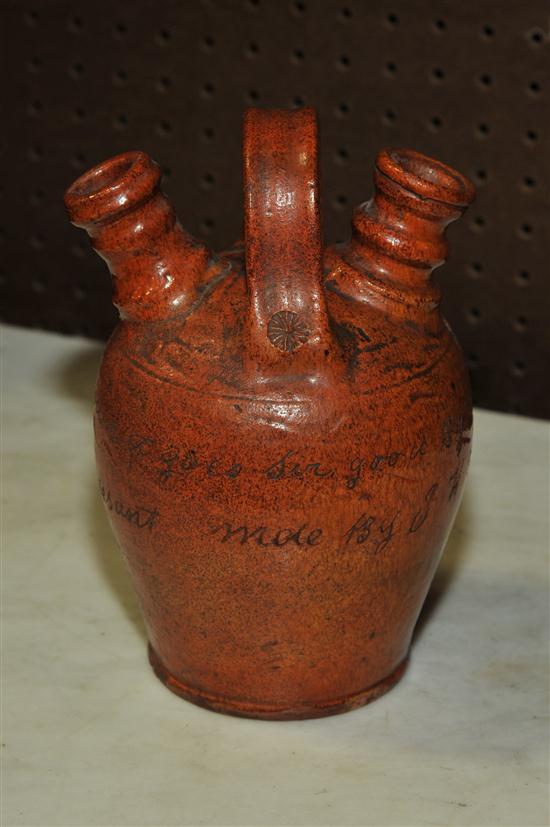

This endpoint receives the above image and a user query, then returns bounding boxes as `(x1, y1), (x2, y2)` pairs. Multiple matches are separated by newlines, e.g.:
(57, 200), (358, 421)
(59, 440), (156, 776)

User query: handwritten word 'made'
(209, 521), (323, 547)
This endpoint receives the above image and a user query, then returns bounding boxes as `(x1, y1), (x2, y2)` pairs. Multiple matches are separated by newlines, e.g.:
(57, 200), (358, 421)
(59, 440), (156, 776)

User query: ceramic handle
(243, 108), (331, 364)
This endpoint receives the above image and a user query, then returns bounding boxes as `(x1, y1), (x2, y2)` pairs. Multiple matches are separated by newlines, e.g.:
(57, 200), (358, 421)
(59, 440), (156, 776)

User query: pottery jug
(65, 108), (475, 720)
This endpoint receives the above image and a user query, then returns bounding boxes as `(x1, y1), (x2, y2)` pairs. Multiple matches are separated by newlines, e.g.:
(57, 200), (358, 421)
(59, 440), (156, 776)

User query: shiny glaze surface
(65, 108), (475, 719)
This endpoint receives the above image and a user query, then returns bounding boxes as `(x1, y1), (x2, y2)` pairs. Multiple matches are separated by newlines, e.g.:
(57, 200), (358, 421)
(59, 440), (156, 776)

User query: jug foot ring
(148, 643), (408, 721)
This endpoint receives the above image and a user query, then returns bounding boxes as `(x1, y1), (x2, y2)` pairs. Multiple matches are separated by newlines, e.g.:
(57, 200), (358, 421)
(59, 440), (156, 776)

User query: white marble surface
(2, 323), (549, 827)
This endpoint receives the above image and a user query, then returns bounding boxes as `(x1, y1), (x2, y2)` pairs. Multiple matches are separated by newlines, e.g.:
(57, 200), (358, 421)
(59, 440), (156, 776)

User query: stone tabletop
(2, 324), (549, 827)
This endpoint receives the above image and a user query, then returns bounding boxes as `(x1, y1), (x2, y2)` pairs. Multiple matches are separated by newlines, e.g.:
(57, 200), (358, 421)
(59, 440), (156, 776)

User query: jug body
(65, 109), (474, 719)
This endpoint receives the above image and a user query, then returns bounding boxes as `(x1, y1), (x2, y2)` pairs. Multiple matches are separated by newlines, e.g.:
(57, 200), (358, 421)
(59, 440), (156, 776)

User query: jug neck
(345, 148), (475, 309)
(64, 152), (209, 321)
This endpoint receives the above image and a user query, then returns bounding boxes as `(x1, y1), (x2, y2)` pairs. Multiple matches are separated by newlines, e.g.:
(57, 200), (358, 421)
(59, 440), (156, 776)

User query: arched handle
(243, 108), (331, 370)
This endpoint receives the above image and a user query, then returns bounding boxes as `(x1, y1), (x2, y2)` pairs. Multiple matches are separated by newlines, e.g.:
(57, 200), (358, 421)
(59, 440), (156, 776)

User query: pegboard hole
(291, 1), (306, 15)
(428, 115), (443, 131)
(524, 129), (538, 145)
(114, 22), (128, 37)
(518, 222), (533, 239)
(340, 7), (352, 20)
(481, 24), (495, 39)
(68, 16), (84, 33)
(113, 69), (128, 86)
(526, 27), (546, 47)
(521, 175), (536, 191)
(201, 172), (216, 190)
(467, 307), (482, 324)
(332, 195), (348, 210)
(155, 29), (171, 46)
(527, 80), (542, 96)
(515, 269), (531, 287)
(201, 218), (215, 234)
(245, 41), (260, 57)
(29, 189), (45, 206)
(71, 152), (86, 169)
(24, 9), (39, 25)
(430, 67), (445, 83)
(156, 76), (172, 93)
(31, 277), (46, 294)
(386, 12), (399, 27)
(202, 126), (215, 142)
(291, 95), (305, 108)
(514, 316), (528, 332)
(156, 120), (172, 137)
(69, 62), (85, 79)
(510, 360), (526, 378)
(468, 262), (483, 278)
(246, 89), (260, 103)
(292, 48), (305, 64)
(72, 106), (86, 122)
(335, 147), (349, 163)
(27, 100), (43, 117)
(476, 122), (490, 138)
(28, 145), (44, 162)
(467, 353), (479, 369)
(337, 54), (351, 70)
(383, 108), (397, 124)
(335, 102), (350, 117)
(30, 234), (45, 251)
(113, 114), (128, 130)
(27, 56), (42, 72)
(71, 241), (87, 258)
(474, 169), (488, 184)
(202, 82), (216, 98)
(477, 73), (493, 90)
(201, 35), (215, 52)
(470, 215), (486, 232)
(432, 19), (447, 33)
(385, 61), (397, 76)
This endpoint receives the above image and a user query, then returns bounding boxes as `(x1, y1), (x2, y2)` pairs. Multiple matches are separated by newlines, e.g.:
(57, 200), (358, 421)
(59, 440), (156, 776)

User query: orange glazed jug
(65, 109), (475, 719)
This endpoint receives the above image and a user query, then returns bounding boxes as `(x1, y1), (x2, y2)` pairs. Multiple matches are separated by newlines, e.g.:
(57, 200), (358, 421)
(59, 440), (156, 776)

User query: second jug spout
(325, 147), (475, 319)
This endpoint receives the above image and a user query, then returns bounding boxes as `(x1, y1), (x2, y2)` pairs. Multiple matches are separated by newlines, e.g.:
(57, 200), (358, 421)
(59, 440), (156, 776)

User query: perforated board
(3, 0), (549, 417)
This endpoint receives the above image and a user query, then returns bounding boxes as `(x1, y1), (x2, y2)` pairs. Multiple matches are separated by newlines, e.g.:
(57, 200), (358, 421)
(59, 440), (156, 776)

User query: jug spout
(64, 151), (210, 321)
(324, 148), (475, 320)
(350, 148), (475, 302)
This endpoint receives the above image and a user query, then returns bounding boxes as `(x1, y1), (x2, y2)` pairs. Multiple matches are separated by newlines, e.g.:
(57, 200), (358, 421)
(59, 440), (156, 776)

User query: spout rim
(64, 150), (161, 228)
(377, 148), (475, 207)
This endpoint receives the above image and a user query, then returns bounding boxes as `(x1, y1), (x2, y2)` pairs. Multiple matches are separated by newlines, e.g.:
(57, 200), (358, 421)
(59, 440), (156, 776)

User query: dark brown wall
(3, 0), (549, 417)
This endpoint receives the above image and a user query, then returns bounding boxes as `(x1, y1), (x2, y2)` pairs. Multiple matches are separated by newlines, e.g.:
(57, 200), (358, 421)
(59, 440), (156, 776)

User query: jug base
(148, 643), (408, 720)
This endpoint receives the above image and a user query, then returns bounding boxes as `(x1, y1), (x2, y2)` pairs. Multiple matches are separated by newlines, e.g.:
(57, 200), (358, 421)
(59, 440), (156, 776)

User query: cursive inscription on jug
(408, 483), (438, 533)
(209, 521), (323, 547)
(157, 446), (242, 484)
(99, 479), (159, 531)
(264, 450), (334, 481)
(343, 511), (400, 553)
(122, 431), (438, 492)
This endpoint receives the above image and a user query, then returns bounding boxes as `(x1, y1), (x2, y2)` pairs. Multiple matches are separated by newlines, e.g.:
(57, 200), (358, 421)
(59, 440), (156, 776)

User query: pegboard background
(3, 0), (549, 417)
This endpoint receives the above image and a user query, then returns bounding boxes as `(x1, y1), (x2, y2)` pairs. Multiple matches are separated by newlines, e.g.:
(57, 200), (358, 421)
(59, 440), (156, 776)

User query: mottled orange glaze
(65, 108), (475, 720)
